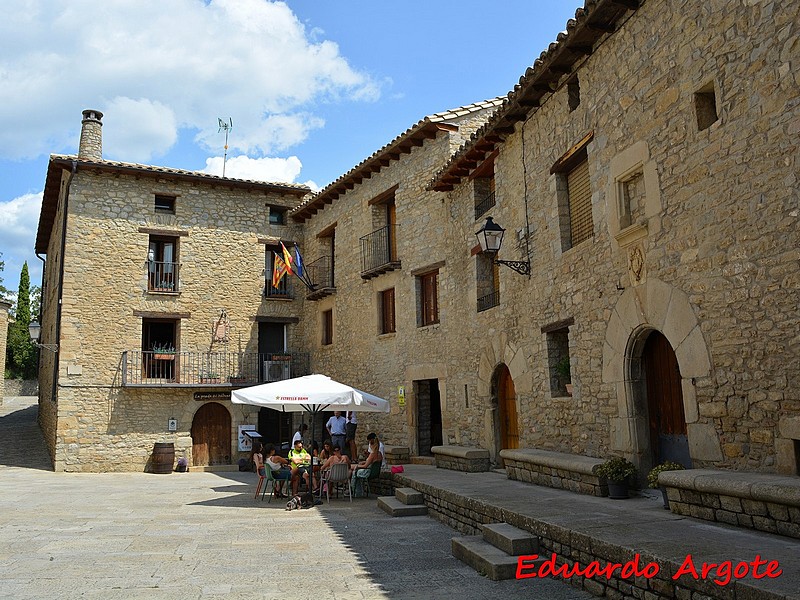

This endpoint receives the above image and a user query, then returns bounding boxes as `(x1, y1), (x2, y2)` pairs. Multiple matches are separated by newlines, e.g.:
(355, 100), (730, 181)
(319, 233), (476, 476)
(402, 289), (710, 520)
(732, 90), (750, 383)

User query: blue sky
(0, 0), (579, 300)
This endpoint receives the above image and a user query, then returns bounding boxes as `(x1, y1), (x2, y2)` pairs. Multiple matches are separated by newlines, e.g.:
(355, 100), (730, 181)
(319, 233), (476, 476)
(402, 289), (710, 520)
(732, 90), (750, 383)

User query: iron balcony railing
(306, 255), (334, 289)
(360, 224), (399, 277)
(147, 261), (180, 293)
(265, 275), (292, 299)
(121, 351), (309, 386)
(474, 191), (496, 221)
(477, 290), (500, 313)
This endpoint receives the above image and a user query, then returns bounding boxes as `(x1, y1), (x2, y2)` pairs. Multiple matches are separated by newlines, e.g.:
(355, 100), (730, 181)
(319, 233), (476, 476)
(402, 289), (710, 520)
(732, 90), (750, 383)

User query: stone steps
(452, 522), (541, 581)
(377, 486), (428, 517)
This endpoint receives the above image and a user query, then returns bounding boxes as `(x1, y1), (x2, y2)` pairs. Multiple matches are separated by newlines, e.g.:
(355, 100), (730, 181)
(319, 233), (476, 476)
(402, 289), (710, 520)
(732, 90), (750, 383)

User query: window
(618, 170), (645, 230)
(567, 155), (593, 247)
(142, 319), (178, 381)
(567, 75), (580, 112)
(417, 270), (439, 327)
(148, 236), (179, 292)
(694, 81), (718, 131)
(269, 208), (286, 225)
(154, 194), (176, 214)
(378, 288), (396, 334)
(476, 254), (499, 312)
(265, 246), (291, 299)
(473, 177), (496, 220)
(546, 327), (572, 397)
(321, 309), (333, 345)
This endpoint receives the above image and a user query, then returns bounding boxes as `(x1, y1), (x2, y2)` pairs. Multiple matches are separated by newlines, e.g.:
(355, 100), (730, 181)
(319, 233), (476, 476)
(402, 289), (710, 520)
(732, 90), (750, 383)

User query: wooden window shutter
(381, 288), (395, 334)
(422, 271), (439, 325)
(567, 158), (592, 247)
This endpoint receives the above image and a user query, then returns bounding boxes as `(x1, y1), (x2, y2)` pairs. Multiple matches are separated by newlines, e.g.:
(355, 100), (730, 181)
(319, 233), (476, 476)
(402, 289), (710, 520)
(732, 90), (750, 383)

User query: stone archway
(477, 334), (530, 463)
(602, 278), (719, 469)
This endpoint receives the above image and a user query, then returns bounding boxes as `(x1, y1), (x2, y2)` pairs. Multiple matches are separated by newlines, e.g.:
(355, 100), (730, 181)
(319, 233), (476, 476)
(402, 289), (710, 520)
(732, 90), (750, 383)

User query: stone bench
(660, 468), (800, 539)
(500, 448), (607, 497)
(431, 445), (490, 472)
(383, 445), (410, 465)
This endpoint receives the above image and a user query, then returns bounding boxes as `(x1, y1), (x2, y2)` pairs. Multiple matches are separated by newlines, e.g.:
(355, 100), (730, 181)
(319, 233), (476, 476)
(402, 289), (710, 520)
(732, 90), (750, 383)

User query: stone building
(0, 300), (12, 403)
(35, 110), (310, 471)
(35, 0), (798, 476)
(292, 0), (799, 478)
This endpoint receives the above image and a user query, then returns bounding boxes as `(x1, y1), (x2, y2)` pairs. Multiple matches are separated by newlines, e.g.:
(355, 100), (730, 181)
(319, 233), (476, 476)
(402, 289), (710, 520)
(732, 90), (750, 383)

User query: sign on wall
(398, 385), (405, 407)
(238, 425), (258, 452)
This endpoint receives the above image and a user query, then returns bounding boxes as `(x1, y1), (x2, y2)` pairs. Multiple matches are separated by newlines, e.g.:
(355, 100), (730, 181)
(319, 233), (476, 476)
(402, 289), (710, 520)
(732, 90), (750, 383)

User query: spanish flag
(272, 253), (289, 288)
(280, 241), (294, 276)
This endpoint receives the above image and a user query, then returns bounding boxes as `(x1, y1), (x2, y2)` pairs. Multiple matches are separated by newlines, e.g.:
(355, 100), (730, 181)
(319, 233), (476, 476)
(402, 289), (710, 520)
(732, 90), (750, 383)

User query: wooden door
(498, 365), (519, 450)
(644, 331), (691, 466)
(191, 402), (232, 466)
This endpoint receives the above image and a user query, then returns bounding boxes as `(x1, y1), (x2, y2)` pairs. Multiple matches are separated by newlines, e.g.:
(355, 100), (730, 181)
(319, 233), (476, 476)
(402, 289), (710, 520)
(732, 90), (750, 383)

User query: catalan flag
(272, 252), (288, 288)
(280, 241), (294, 276)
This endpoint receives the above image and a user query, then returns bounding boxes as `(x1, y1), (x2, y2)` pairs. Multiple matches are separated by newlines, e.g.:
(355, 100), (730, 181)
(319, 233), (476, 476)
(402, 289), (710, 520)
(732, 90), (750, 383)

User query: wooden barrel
(152, 442), (175, 474)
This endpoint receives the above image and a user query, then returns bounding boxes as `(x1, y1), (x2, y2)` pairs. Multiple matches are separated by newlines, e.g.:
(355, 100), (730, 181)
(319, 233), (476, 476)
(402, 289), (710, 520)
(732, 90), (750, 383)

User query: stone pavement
(0, 397), (590, 600)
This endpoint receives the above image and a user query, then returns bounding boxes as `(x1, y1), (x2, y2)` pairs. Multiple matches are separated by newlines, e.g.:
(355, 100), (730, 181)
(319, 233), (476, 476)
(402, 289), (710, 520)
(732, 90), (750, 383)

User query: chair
(353, 461), (382, 498)
(261, 466), (282, 503)
(321, 463), (352, 503)
(254, 454), (282, 503)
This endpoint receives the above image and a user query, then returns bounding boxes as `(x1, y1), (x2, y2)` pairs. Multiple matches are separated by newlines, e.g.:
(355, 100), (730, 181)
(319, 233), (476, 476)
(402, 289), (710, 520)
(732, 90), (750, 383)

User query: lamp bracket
(495, 259), (531, 277)
(35, 343), (59, 353)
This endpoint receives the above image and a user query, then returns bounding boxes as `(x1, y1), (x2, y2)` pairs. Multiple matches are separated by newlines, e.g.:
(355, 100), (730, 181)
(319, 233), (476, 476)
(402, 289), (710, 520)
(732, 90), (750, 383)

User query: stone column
(0, 300), (12, 403)
(78, 109), (103, 160)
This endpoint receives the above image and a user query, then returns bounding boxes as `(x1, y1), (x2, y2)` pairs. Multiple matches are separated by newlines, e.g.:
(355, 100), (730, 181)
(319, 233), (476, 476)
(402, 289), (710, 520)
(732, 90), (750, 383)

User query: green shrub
(647, 461), (685, 488)
(596, 456), (637, 482)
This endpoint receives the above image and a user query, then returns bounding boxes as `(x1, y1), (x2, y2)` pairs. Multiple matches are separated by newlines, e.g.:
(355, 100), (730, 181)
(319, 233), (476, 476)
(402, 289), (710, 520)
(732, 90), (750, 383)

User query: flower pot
(200, 377), (221, 384)
(607, 480), (630, 499)
(153, 354), (175, 361)
(565, 383), (573, 396)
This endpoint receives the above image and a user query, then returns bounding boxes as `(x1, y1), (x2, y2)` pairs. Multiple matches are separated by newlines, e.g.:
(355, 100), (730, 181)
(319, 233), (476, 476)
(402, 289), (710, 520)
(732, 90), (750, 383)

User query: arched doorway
(492, 364), (519, 460)
(642, 331), (691, 467)
(191, 402), (232, 466)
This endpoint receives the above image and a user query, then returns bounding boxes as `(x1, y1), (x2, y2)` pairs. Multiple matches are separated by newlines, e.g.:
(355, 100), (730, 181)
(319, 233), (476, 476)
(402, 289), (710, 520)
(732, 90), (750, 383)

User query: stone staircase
(452, 522), (543, 580)
(377, 486), (429, 517)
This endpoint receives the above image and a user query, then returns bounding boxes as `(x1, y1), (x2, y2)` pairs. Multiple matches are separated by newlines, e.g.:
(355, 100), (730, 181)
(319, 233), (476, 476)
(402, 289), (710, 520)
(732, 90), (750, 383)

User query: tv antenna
(217, 117), (233, 177)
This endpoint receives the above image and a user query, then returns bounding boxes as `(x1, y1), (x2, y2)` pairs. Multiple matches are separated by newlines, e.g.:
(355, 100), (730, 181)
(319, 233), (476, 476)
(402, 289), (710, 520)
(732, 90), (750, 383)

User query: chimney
(78, 109), (103, 160)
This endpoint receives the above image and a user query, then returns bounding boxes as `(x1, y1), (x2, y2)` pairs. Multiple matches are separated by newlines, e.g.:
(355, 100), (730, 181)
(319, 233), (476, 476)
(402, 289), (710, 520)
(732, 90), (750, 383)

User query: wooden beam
(568, 44), (593, 56)
(586, 21), (616, 33)
(494, 126), (515, 136)
(610, 0), (639, 9)
(517, 98), (540, 108)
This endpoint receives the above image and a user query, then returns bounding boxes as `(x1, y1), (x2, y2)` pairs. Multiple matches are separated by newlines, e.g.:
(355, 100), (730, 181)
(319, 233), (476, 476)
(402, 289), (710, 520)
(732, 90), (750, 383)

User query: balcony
(474, 190), (496, 221)
(148, 261), (180, 293)
(305, 255), (336, 301)
(360, 224), (400, 279)
(121, 351), (309, 387)
(265, 276), (292, 299)
(477, 290), (500, 312)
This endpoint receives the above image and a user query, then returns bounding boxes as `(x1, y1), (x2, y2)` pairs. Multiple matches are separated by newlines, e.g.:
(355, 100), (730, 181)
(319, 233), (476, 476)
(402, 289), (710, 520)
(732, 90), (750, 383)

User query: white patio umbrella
(232, 374), (390, 492)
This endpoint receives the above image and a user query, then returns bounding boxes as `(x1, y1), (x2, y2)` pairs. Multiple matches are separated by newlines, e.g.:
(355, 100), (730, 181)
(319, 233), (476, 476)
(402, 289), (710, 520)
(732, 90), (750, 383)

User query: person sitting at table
(288, 439), (315, 496)
(350, 436), (382, 496)
(321, 444), (350, 471)
(319, 440), (333, 463)
(264, 444), (291, 498)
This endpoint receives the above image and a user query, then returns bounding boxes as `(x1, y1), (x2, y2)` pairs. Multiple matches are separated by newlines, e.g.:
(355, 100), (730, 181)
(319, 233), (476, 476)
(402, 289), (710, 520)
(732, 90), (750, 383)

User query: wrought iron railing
(474, 191), (496, 221)
(306, 255), (333, 289)
(265, 275), (292, 299)
(360, 224), (399, 275)
(147, 261), (180, 292)
(121, 351), (309, 386)
(477, 290), (500, 313)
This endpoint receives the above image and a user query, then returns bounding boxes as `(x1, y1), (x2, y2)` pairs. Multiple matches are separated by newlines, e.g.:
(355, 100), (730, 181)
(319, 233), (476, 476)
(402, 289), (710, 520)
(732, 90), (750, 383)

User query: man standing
(346, 411), (358, 459)
(326, 411), (347, 452)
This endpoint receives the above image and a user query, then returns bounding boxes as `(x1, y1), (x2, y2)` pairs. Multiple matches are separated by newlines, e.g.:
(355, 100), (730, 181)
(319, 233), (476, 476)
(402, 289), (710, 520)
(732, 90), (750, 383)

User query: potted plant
(596, 456), (637, 499)
(555, 355), (572, 395)
(199, 372), (221, 384)
(152, 343), (176, 360)
(175, 457), (188, 473)
(648, 461), (684, 509)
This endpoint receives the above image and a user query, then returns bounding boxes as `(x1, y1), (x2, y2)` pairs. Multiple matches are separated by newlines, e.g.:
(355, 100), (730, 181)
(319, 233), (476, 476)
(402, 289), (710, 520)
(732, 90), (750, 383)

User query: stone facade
(0, 300), (12, 403)
(36, 118), (311, 471)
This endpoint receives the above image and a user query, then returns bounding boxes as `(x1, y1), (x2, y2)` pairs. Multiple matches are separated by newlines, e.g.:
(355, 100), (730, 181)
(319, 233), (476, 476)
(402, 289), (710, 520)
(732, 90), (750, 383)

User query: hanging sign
(397, 385), (405, 407)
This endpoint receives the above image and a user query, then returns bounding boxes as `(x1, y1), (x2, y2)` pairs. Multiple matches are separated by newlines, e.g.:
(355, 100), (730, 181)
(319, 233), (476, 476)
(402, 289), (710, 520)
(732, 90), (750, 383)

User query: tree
(0, 252), (9, 300)
(6, 262), (38, 379)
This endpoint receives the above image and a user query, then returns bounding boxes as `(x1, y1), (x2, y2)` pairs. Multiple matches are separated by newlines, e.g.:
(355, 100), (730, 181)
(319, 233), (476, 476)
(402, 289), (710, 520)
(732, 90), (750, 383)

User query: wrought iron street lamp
(475, 217), (531, 276)
(28, 320), (58, 353)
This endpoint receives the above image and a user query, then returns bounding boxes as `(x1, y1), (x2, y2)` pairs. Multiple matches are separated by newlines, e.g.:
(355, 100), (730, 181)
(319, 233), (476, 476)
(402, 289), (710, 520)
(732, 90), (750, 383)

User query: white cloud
(0, 0), (380, 161)
(201, 154), (303, 183)
(0, 192), (44, 293)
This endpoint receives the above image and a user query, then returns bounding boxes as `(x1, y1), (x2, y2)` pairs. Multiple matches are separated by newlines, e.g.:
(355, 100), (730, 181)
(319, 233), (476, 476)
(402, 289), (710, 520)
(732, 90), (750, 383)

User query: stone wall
(0, 300), (11, 403)
(3, 379), (39, 397)
(297, 0), (800, 477)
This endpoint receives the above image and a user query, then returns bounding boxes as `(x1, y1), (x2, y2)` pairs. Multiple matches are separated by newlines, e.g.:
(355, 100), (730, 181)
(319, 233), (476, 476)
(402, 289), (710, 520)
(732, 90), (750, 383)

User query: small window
(417, 270), (439, 327)
(568, 75), (580, 112)
(265, 247), (291, 299)
(694, 81), (718, 131)
(546, 328), (572, 397)
(618, 170), (644, 230)
(379, 288), (396, 334)
(154, 195), (176, 214)
(321, 309), (333, 346)
(269, 208), (286, 225)
(476, 254), (499, 312)
(473, 177), (496, 220)
(147, 236), (179, 292)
